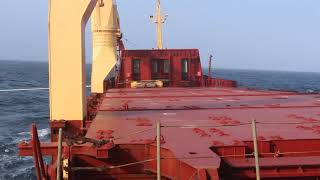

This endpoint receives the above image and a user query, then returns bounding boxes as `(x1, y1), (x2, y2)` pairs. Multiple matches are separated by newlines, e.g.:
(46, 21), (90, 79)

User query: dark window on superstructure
(151, 59), (160, 80)
(163, 60), (170, 74)
(152, 60), (158, 73)
(132, 59), (140, 80)
(181, 59), (188, 80)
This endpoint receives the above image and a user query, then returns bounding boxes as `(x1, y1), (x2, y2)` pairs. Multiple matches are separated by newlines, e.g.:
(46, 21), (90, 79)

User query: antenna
(150, 0), (168, 49)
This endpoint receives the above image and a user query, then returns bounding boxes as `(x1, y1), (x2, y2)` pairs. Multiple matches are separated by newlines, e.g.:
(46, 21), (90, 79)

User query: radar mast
(150, 0), (168, 49)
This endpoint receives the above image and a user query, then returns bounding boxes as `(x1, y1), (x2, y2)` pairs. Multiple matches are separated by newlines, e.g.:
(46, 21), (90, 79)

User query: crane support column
(91, 0), (121, 93)
(48, 0), (98, 121)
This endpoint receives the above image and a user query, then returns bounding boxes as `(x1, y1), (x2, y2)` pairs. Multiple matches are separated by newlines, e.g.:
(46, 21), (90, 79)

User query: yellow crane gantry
(48, 0), (166, 122)
(48, 0), (119, 121)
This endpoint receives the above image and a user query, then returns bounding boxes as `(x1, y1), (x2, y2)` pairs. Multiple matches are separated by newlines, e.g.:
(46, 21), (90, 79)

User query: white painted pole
(156, 122), (161, 180)
(252, 118), (261, 180)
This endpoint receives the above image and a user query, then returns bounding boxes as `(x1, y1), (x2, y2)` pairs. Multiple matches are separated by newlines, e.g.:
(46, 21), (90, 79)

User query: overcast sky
(0, 0), (320, 72)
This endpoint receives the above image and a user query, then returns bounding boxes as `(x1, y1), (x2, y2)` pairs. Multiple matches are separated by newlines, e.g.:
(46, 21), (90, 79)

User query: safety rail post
(156, 122), (161, 180)
(208, 54), (213, 86)
(251, 118), (261, 180)
(31, 124), (47, 180)
(57, 128), (63, 180)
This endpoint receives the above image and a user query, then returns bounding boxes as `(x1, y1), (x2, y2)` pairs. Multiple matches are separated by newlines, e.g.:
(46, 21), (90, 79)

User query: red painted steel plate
(86, 87), (320, 169)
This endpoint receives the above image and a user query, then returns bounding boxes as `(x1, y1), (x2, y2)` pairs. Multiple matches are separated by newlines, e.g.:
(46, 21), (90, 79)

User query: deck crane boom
(91, 1), (121, 93)
(48, 0), (120, 122)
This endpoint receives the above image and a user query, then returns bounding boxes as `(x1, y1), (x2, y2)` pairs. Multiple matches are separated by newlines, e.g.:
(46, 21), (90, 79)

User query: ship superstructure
(18, 0), (320, 180)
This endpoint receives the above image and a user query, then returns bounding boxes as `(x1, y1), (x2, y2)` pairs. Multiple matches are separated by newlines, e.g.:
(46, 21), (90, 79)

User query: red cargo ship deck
(18, 49), (320, 179)
(82, 87), (320, 179)
(18, 48), (320, 180)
